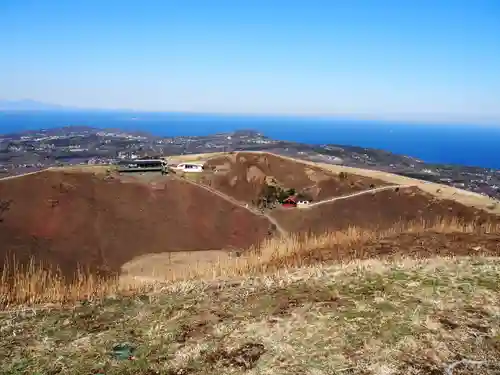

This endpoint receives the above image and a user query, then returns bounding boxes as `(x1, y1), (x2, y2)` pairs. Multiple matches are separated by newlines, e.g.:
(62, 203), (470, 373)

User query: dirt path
(301, 184), (414, 209)
(171, 174), (413, 235)
(0, 168), (49, 181)
(171, 174), (287, 236)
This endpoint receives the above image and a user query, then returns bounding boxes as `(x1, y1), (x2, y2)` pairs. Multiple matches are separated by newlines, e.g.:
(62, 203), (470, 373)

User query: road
(171, 174), (287, 236)
(299, 184), (415, 209)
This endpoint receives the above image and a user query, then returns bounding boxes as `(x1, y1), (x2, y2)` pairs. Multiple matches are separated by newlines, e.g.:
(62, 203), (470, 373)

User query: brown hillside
(271, 186), (500, 235)
(0, 171), (272, 279)
(202, 152), (389, 204)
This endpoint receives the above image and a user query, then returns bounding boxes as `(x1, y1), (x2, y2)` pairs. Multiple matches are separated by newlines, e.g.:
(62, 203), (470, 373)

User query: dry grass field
(1, 153), (500, 374)
(0, 231), (500, 375)
(1, 218), (500, 374)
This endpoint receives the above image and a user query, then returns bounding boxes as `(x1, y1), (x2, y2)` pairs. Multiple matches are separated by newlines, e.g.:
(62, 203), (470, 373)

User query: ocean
(1, 111), (499, 170)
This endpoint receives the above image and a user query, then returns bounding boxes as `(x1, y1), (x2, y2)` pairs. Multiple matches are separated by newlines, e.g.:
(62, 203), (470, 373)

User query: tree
(258, 184), (299, 206)
(277, 188), (289, 203)
(259, 183), (279, 208)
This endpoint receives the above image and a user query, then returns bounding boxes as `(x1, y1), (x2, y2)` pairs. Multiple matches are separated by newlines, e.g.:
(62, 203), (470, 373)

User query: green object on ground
(110, 342), (135, 360)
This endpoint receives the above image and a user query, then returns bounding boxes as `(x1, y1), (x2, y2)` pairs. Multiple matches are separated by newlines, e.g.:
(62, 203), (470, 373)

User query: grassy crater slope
(1, 257), (499, 374)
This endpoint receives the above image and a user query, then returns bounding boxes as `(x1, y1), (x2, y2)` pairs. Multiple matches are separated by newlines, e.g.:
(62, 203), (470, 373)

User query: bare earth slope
(173, 151), (500, 237)
(202, 152), (389, 204)
(285, 154), (500, 214)
(271, 186), (500, 235)
(0, 171), (272, 278)
(172, 151), (500, 215)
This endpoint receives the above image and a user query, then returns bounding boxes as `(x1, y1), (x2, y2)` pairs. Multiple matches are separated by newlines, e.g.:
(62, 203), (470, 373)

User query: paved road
(171, 174), (287, 236)
(299, 184), (415, 209)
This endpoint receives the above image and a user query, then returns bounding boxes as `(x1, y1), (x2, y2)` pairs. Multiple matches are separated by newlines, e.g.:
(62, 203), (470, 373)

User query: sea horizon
(1, 111), (499, 170)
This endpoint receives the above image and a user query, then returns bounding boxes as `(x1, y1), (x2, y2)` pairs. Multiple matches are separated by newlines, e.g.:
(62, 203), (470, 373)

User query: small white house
(297, 199), (312, 208)
(173, 163), (205, 173)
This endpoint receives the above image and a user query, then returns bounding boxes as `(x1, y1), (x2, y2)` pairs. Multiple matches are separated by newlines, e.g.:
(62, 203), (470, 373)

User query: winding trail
(299, 184), (415, 209)
(170, 174), (288, 236)
(171, 174), (415, 236)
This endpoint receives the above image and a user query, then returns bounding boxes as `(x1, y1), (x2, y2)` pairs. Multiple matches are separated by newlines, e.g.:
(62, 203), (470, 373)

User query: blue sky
(1, 0), (499, 123)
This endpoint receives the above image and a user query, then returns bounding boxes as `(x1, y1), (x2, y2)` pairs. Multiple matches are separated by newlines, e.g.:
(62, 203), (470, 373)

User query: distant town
(1, 126), (499, 199)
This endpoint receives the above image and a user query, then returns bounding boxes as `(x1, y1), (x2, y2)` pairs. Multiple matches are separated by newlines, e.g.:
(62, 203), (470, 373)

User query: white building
(173, 162), (205, 173)
(297, 199), (311, 208)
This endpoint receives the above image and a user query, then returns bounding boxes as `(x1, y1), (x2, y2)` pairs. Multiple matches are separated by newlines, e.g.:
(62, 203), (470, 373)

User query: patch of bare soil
(271, 186), (500, 235)
(203, 152), (389, 204)
(0, 171), (272, 280)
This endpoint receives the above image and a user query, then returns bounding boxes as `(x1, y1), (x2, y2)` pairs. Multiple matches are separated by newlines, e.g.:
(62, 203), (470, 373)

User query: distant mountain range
(0, 99), (76, 111)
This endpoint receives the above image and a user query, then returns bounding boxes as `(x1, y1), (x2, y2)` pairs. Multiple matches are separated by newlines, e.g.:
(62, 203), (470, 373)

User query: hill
(1, 153), (500, 374)
(201, 152), (390, 205)
(2, 151), (498, 283)
(0, 170), (273, 280)
(271, 186), (500, 235)
(171, 152), (500, 236)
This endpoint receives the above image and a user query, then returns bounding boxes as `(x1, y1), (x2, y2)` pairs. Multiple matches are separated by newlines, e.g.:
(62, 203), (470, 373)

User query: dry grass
(1, 256), (499, 374)
(119, 217), (499, 284)
(0, 258), (120, 308)
(1, 217), (498, 307)
(1, 217), (500, 374)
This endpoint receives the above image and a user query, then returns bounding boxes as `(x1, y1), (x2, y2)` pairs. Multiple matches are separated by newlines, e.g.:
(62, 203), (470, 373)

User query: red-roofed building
(282, 195), (298, 208)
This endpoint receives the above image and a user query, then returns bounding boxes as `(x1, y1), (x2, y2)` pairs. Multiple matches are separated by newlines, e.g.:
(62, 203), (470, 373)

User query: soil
(270, 186), (500, 235)
(0, 171), (272, 279)
(202, 152), (389, 204)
